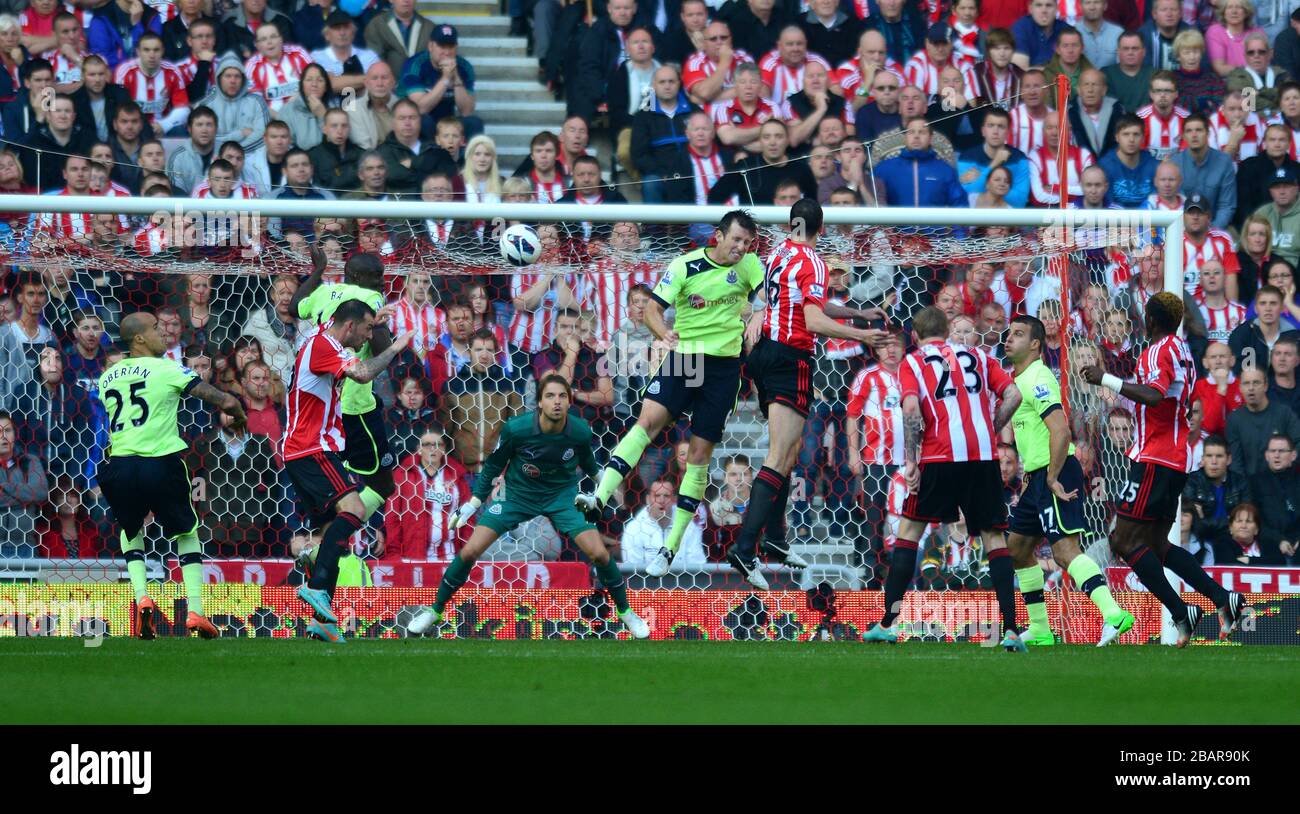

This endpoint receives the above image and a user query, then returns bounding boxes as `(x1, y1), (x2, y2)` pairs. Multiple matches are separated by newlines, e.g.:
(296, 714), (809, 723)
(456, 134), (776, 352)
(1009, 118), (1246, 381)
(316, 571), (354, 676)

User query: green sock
(1016, 565), (1051, 638)
(121, 531), (148, 603)
(665, 462), (708, 554)
(595, 558), (630, 614)
(595, 425), (652, 504)
(433, 555), (474, 614)
(175, 529), (205, 616)
(1068, 554), (1125, 623)
(358, 487), (385, 521)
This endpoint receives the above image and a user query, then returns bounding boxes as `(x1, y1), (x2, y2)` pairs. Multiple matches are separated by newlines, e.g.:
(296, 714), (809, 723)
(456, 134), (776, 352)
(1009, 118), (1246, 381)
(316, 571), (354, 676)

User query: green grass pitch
(6, 639), (1298, 724)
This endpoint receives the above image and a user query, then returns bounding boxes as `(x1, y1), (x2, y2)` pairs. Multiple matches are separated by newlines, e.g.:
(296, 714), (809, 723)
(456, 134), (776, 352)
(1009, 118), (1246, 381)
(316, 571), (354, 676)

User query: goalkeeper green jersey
(297, 283), (387, 415)
(98, 356), (200, 458)
(472, 411), (599, 505)
(1011, 358), (1075, 473)
(651, 247), (765, 356)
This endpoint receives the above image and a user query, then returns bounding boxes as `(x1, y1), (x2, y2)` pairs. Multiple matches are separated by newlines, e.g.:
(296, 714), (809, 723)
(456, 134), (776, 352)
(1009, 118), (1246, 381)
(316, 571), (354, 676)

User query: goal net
(0, 195), (1192, 642)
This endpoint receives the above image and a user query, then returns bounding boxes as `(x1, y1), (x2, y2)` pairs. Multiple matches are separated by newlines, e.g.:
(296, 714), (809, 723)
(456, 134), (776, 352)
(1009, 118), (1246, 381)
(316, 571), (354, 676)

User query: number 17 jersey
(898, 341), (1012, 464)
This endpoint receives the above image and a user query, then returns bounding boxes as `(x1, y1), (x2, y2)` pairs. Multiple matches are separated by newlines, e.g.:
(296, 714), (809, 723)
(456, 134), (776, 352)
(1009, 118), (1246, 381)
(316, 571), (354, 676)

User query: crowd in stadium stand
(0, 0), (1296, 581)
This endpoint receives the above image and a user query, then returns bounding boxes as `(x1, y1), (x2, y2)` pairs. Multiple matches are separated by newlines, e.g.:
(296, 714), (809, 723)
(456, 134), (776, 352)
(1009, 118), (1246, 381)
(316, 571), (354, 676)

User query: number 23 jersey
(898, 341), (1013, 464)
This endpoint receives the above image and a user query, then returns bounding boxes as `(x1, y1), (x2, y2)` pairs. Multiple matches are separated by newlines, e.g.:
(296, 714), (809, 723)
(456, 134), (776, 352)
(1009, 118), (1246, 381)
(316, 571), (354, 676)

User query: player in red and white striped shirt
(1080, 292), (1245, 644)
(728, 200), (885, 586)
(281, 298), (415, 642)
(115, 33), (189, 136)
(1209, 92), (1265, 162)
(245, 24), (312, 112)
(864, 305), (1021, 644)
(1028, 117), (1094, 206)
(1193, 259), (1246, 341)
(1137, 72), (1188, 159)
(846, 329), (905, 572)
(758, 29), (831, 101)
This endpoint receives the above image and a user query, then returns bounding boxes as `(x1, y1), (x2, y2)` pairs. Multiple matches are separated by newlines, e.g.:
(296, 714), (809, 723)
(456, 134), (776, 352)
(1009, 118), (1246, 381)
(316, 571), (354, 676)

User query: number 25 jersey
(898, 341), (1013, 464)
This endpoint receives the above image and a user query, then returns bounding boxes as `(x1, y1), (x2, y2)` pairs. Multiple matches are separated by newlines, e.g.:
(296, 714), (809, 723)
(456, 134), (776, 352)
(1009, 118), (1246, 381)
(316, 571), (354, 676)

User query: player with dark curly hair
(1082, 291), (1248, 646)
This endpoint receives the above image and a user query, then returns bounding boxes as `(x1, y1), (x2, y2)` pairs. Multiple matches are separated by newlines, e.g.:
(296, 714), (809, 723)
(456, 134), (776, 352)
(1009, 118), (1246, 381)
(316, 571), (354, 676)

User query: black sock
(880, 539), (918, 628)
(986, 548), (1019, 636)
(308, 512), (362, 597)
(732, 466), (788, 560)
(763, 477), (792, 546)
(1162, 545), (1229, 607)
(1124, 545), (1188, 622)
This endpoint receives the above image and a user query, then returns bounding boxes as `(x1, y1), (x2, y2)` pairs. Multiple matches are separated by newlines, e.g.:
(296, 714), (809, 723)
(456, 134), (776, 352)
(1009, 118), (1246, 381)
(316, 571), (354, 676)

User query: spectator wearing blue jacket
(1097, 113), (1159, 208)
(956, 107), (1030, 208)
(87, 0), (163, 72)
(874, 119), (968, 208)
(630, 66), (697, 205)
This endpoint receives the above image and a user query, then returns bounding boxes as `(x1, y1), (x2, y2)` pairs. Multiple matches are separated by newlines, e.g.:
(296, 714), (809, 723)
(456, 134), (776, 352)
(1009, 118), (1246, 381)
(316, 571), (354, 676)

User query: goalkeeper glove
(451, 497), (481, 530)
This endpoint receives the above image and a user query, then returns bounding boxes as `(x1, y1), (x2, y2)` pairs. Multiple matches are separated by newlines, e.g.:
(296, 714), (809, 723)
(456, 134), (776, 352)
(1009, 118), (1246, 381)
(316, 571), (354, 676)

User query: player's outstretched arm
(803, 303), (879, 343)
(290, 245), (329, 314)
(821, 302), (888, 324)
(343, 332), (415, 383)
(642, 298), (678, 348)
(1079, 364), (1163, 406)
(190, 381), (247, 431)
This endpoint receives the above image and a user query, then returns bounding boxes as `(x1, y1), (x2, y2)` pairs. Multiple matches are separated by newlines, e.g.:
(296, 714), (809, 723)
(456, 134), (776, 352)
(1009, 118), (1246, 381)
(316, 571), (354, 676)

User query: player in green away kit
(574, 210), (775, 577)
(97, 312), (248, 639)
(409, 374), (650, 638)
(291, 247), (394, 563)
(1002, 315), (1134, 648)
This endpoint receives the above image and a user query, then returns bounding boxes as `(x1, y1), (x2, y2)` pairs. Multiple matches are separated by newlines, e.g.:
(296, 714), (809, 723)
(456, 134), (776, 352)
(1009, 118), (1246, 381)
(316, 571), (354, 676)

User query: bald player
(97, 311), (247, 640)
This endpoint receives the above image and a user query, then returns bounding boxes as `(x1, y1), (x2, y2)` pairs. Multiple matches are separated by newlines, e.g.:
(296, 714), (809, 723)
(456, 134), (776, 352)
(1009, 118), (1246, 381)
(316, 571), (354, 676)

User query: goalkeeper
(408, 374), (650, 639)
(574, 209), (771, 578)
(1002, 315), (1134, 647)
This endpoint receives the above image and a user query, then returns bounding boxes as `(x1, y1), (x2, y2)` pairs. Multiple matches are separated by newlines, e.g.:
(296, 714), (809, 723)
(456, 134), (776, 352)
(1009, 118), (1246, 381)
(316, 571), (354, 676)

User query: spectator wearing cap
(1172, 114), (1237, 229)
(222, 0), (297, 62)
(398, 23), (482, 141)
(365, 0), (434, 79)
(905, 22), (975, 101)
(1275, 8), (1300, 82)
(1011, 0), (1068, 69)
(375, 98), (458, 195)
(572, 0), (644, 126)
(311, 11), (380, 96)
(347, 60), (400, 151)
(798, 0), (863, 68)
(630, 65), (697, 204)
(1254, 164), (1300, 265)
(717, 0), (793, 63)
(1236, 124), (1300, 229)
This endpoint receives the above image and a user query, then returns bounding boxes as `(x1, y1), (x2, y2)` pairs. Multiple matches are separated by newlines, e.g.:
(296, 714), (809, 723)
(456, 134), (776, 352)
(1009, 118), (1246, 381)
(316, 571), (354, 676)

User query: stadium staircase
(419, 0), (572, 176)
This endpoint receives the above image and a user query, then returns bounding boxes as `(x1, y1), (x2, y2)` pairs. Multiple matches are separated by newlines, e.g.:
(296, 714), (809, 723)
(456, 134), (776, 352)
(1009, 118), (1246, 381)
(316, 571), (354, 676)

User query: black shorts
(1116, 460), (1186, 524)
(342, 405), (393, 476)
(745, 336), (813, 418)
(285, 451), (361, 526)
(98, 453), (198, 540)
(1009, 456), (1089, 544)
(642, 352), (742, 443)
(902, 460), (1008, 532)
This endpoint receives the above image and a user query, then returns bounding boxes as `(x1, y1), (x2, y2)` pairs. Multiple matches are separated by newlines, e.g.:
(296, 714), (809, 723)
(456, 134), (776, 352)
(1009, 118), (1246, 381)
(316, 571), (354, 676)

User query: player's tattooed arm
(901, 395), (923, 466)
(290, 244), (329, 314)
(344, 332), (415, 383)
(190, 381), (247, 431)
(992, 385), (1021, 433)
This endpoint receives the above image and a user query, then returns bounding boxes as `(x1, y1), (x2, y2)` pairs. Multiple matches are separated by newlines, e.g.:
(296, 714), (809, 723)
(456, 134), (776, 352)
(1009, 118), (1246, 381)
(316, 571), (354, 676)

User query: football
(499, 223), (542, 266)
